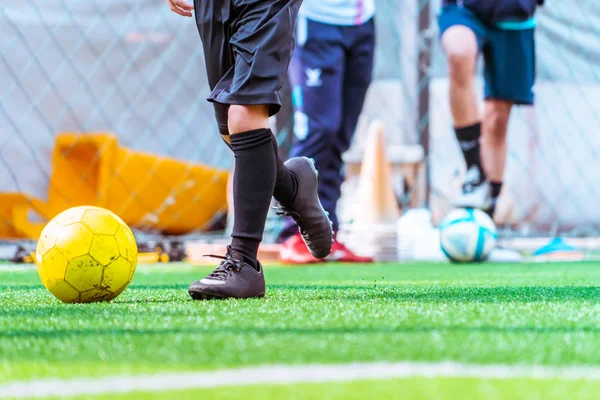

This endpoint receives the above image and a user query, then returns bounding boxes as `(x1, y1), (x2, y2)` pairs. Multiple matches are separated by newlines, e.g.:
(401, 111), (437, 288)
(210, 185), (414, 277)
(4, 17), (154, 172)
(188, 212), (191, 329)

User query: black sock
(490, 181), (502, 199)
(488, 181), (502, 219)
(455, 123), (482, 172)
(229, 129), (277, 269)
(271, 133), (298, 207)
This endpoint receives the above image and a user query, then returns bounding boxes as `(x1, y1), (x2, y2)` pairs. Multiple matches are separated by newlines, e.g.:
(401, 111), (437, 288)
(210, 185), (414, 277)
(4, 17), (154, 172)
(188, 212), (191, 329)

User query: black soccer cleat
(188, 247), (266, 300)
(275, 157), (333, 259)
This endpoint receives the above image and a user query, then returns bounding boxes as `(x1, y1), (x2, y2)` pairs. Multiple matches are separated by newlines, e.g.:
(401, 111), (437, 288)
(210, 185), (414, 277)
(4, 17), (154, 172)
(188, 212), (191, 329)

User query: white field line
(3, 362), (600, 399)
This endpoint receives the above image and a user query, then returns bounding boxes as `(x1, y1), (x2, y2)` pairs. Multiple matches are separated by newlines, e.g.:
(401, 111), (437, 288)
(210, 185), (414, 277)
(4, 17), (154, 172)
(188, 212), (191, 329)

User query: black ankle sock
(488, 181), (502, 219)
(271, 133), (298, 207)
(229, 129), (277, 269)
(490, 181), (503, 199)
(455, 123), (482, 172)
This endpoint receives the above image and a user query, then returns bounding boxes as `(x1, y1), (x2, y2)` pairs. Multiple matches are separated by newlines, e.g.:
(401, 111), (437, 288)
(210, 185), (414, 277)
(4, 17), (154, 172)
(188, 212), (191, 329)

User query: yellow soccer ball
(35, 206), (138, 303)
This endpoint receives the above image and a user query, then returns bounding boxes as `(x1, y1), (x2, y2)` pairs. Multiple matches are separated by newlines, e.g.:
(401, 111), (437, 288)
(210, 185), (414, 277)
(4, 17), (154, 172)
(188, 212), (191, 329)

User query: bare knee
(447, 51), (477, 87)
(443, 26), (478, 87)
(483, 101), (512, 145)
(228, 105), (269, 134)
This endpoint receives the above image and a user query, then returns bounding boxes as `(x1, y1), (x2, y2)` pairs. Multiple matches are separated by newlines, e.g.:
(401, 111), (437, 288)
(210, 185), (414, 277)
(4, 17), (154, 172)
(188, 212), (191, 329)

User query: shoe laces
(462, 176), (484, 194)
(462, 167), (483, 193)
(274, 204), (299, 219)
(274, 206), (307, 236)
(204, 247), (243, 280)
(274, 205), (331, 237)
(462, 181), (478, 193)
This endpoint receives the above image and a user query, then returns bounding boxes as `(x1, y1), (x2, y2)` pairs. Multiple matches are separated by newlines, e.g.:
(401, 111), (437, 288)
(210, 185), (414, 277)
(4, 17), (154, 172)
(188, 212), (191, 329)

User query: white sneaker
(488, 247), (523, 263)
(454, 165), (492, 211)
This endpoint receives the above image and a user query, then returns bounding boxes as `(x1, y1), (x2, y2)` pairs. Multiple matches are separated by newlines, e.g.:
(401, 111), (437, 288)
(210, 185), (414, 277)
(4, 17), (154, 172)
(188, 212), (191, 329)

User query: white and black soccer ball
(439, 208), (498, 263)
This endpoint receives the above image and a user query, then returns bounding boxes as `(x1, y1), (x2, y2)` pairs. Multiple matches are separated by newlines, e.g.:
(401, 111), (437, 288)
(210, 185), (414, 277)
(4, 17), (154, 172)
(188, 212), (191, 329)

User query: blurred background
(0, 0), (599, 260)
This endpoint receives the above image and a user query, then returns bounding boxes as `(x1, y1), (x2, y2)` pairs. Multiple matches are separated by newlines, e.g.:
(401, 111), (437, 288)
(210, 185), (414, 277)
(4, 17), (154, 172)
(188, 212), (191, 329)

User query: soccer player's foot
(275, 157), (333, 259)
(279, 233), (374, 264)
(188, 247), (265, 300)
(488, 247), (523, 263)
(279, 233), (320, 265)
(326, 239), (374, 263)
(455, 165), (492, 212)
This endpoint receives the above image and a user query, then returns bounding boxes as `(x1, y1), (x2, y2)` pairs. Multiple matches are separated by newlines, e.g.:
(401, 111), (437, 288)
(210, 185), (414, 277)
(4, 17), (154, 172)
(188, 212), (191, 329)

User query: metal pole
(417, 0), (432, 207)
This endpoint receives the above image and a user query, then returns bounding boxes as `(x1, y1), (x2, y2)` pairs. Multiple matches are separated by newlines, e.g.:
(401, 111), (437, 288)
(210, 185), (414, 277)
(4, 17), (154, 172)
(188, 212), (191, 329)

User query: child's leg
(226, 104), (277, 268)
(439, 8), (483, 174)
(193, 0), (299, 268)
(215, 0), (331, 261)
(480, 27), (535, 217)
(189, 0), (331, 300)
(438, 6), (491, 211)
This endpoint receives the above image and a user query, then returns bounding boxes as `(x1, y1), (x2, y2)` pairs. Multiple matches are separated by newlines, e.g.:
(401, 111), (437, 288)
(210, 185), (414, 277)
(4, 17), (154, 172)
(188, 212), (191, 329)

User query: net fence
(0, 0), (599, 253)
(0, 0), (230, 245)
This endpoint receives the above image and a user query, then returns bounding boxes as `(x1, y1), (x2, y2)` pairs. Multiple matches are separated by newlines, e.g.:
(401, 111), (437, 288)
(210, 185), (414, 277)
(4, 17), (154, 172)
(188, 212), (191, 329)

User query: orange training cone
(342, 120), (400, 261)
(353, 120), (400, 226)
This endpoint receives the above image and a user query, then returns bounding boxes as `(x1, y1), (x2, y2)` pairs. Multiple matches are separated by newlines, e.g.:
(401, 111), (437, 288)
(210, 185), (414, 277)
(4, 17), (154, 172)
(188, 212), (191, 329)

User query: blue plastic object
(533, 238), (577, 256)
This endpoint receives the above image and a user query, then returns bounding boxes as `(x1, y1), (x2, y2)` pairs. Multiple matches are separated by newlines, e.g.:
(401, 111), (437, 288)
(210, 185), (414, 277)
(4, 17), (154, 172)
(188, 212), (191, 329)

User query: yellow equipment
(1, 133), (229, 239)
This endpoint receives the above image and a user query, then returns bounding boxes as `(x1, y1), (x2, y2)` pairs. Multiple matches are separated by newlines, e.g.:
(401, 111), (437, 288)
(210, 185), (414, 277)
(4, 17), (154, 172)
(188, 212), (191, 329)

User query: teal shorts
(439, 5), (536, 105)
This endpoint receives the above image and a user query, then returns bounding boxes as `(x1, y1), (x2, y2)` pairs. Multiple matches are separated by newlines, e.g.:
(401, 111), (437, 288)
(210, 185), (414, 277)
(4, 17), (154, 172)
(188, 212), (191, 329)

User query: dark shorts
(439, 5), (536, 105)
(193, 0), (301, 135)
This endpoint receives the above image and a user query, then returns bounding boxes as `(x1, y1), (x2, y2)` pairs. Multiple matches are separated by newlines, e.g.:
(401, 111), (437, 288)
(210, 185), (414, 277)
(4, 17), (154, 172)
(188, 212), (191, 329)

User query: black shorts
(193, 0), (301, 135)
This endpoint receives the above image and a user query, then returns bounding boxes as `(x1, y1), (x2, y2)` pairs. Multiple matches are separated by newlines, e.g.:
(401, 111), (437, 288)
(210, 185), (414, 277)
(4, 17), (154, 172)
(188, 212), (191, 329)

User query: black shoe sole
(302, 158), (334, 259)
(188, 290), (266, 301)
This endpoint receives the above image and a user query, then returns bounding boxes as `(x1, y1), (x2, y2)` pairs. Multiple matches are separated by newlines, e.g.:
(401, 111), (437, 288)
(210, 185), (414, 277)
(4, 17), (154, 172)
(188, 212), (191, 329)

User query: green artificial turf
(46, 377), (600, 400)
(2, 261), (600, 398)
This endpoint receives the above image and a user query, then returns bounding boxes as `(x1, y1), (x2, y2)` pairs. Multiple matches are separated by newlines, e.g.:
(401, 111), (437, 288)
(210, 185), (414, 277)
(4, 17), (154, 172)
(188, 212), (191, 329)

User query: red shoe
(326, 239), (374, 263)
(279, 233), (320, 265)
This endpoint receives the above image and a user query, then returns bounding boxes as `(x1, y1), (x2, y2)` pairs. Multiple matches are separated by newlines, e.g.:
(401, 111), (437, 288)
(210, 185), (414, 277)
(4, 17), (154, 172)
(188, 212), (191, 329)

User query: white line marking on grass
(3, 362), (600, 399)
